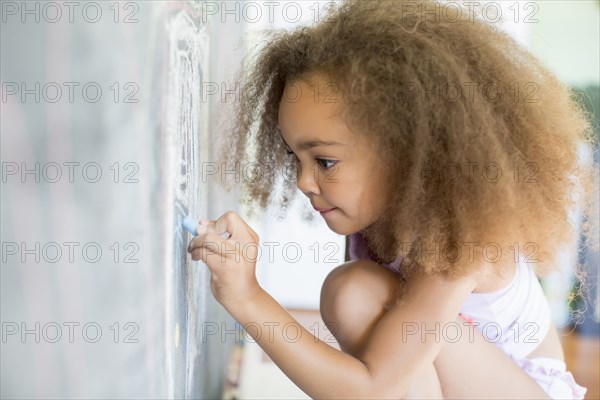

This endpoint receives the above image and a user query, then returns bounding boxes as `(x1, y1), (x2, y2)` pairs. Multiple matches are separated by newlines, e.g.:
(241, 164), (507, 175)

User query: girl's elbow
(357, 367), (413, 399)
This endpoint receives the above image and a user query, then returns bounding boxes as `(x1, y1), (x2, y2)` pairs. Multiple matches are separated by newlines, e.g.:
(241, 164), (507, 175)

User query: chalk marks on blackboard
(163, 4), (209, 398)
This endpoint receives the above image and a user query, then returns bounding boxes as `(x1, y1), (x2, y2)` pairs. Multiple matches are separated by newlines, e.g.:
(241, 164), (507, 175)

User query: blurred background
(1, 1), (598, 399)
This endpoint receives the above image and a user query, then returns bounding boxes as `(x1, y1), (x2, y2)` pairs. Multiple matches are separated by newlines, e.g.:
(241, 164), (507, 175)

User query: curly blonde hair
(216, 0), (598, 279)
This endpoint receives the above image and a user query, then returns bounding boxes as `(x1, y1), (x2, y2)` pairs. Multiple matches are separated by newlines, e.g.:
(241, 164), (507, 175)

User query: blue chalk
(183, 215), (200, 236)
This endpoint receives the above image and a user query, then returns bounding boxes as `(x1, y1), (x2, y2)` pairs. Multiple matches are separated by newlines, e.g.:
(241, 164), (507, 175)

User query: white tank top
(347, 233), (551, 359)
(459, 259), (551, 359)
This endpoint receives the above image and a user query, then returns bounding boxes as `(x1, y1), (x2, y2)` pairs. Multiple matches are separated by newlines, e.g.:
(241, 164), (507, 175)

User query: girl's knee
(319, 259), (402, 356)
(320, 259), (399, 320)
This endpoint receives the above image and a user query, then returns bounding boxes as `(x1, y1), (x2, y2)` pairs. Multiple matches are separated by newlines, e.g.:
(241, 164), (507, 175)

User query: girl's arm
(187, 212), (478, 398)
(229, 264), (477, 399)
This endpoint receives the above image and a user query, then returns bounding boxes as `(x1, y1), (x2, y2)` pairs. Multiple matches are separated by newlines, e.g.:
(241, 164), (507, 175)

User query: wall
(1, 1), (241, 398)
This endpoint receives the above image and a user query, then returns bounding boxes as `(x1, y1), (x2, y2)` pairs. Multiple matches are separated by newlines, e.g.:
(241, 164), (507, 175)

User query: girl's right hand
(187, 211), (262, 310)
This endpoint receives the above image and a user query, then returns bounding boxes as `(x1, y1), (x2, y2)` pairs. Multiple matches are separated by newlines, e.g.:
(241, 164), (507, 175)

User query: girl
(188, 0), (598, 398)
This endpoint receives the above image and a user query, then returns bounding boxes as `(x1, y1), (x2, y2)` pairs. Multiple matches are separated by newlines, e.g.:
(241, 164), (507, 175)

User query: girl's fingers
(209, 212), (257, 245)
(191, 247), (221, 264)
(216, 211), (259, 243)
(188, 226), (225, 253)
(187, 211), (258, 258)
(189, 236), (225, 265)
(197, 219), (227, 239)
(217, 213), (239, 240)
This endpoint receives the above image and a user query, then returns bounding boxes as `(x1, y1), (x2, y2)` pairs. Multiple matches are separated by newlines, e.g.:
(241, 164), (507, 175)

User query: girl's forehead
(278, 78), (371, 148)
(279, 104), (354, 139)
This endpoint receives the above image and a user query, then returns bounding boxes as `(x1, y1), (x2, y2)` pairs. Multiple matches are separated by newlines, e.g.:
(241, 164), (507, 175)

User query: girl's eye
(286, 150), (337, 170)
(317, 158), (337, 170)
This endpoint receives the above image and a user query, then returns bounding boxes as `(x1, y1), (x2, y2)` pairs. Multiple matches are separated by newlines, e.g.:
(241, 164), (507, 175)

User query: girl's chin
(324, 220), (366, 237)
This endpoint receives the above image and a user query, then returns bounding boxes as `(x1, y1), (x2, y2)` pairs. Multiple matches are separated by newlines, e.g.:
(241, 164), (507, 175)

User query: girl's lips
(313, 206), (334, 211)
(317, 207), (337, 214)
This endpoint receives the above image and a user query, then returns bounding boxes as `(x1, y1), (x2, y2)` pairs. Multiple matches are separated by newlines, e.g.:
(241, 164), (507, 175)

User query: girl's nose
(296, 163), (321, 197)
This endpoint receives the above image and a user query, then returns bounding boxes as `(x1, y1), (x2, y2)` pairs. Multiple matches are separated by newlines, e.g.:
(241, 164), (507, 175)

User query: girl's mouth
(317, 208), (337, 215)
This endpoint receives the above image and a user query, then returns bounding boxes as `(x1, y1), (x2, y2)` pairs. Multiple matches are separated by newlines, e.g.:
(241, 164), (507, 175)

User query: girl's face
(278, 75), (393, 235)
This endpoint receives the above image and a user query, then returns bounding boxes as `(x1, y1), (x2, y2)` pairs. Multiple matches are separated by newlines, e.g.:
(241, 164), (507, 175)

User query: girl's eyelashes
(316, 158), (337, 170)
(285, 149), (337, 171)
